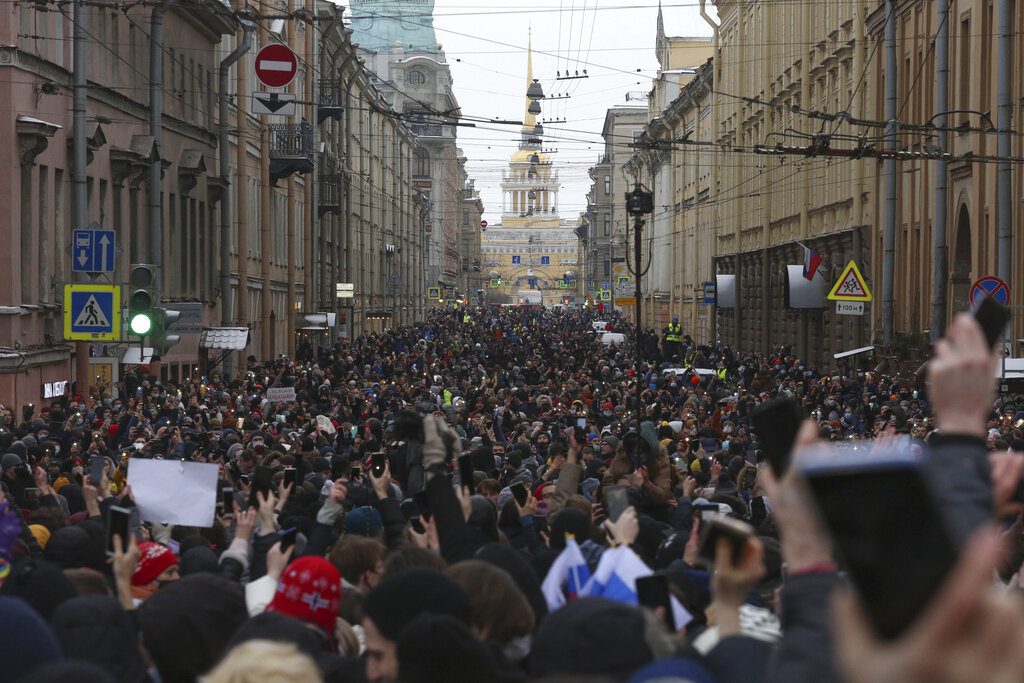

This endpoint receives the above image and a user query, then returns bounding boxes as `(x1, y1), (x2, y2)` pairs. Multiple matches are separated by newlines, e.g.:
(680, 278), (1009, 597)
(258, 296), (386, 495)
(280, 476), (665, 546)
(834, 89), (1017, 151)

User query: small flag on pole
(801, 243), (823, 281)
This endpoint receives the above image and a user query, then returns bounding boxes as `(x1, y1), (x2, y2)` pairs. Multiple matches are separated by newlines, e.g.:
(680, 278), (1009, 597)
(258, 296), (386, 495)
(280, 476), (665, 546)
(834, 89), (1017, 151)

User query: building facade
(460, 179), (484, 300)
(352, 0), (479, 295)
(864, 0), (1024, 348)
(707, 0), (874, 363)
(584, 107), (648, 309)
(623, 15), (713, 334)
(0, 0), (428, 407)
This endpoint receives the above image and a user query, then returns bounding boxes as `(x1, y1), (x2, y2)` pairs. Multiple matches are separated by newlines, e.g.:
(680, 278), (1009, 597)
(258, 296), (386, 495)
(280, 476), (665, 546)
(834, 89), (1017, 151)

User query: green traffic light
(130, 313), (153, 335)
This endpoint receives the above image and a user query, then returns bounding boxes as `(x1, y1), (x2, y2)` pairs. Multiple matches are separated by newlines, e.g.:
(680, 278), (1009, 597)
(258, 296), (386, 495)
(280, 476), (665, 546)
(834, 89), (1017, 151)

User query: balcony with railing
(318, 153), (342, 217)
(269, 122), (314, 183)
(318, 79), (343, 123)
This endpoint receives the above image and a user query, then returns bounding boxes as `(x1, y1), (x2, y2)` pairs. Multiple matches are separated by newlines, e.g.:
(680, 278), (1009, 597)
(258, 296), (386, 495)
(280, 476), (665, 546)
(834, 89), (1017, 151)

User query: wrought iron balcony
(318, 79), (343, 123)
(269, 122), (314, 183)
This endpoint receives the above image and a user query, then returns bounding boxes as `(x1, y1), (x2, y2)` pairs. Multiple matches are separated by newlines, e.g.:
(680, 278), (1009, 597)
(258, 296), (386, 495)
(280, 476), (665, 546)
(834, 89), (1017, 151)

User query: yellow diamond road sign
(827, 260), (873, 302)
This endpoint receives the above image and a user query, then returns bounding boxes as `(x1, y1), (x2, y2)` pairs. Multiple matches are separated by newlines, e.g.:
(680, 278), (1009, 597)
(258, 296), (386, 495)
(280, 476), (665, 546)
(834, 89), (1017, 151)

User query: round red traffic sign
(254, 44), (298, 89)
(480, 220), (488, 228)
(970, 276), (1010, 306)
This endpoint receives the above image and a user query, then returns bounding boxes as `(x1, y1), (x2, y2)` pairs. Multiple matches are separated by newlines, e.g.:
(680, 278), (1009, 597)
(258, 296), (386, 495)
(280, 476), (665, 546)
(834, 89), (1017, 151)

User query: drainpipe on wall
(219, 20), (255, 328)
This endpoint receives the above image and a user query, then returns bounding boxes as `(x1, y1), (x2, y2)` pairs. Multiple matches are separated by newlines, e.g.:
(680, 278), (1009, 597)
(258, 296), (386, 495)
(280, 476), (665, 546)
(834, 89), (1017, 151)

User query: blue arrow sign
(72, 228), (116, 272)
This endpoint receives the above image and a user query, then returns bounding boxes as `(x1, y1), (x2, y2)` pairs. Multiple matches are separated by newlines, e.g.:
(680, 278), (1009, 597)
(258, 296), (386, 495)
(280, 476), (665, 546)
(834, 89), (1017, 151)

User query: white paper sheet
(127, 459), (220, 527)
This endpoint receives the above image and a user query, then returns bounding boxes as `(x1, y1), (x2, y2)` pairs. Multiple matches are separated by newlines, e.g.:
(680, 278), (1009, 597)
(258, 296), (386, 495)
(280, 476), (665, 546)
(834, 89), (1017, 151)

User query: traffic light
(153, 307), (181, 355)
(128, 264), (157, 337)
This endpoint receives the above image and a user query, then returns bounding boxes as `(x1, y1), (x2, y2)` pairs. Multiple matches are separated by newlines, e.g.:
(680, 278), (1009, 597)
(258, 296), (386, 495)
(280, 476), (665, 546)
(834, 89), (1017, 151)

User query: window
(414, 149), (430, 176)
(604, 175), (611, 195)
(407, 69), (426, 85)
(603, 216), (610, 236)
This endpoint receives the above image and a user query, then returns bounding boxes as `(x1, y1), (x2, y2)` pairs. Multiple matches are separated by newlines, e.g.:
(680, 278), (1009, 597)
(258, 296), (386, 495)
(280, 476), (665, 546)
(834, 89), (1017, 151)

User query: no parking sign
(970, 276), (1010, 306)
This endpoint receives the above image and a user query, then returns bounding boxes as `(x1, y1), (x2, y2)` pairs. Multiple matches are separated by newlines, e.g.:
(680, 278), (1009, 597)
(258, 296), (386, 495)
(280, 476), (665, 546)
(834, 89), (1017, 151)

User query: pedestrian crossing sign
(827, 260), (873, 302)
(64, 284), (121, 341)
(427, 287), (441, 300)
(599, 290), (612, 301)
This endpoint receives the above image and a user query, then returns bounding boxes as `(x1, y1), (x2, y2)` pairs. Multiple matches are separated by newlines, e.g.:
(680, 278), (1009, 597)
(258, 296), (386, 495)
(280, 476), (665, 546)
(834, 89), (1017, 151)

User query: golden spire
(524, 27), (536, 129)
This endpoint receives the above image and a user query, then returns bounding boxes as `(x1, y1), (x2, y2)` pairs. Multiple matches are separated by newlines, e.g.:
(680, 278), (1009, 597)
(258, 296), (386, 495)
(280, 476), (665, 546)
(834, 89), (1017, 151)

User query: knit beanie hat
(131, 543), (178, 586)
(267, 556), (342, 637)
(1, 452), (22, 471)
(363, 568), (472, 642)
(29, 524), (51, 548)
(344, 506), (384, 537)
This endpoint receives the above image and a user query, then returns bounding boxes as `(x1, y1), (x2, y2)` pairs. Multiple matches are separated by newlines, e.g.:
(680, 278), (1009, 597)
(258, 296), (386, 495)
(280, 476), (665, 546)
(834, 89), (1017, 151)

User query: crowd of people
(1, 303), (1023, 682)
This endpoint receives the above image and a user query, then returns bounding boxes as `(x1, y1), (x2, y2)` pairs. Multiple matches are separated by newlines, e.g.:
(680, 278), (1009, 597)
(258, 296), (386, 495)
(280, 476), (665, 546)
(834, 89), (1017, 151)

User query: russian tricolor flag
(541, 536), (592, 611)
(802, 244), (823, 281)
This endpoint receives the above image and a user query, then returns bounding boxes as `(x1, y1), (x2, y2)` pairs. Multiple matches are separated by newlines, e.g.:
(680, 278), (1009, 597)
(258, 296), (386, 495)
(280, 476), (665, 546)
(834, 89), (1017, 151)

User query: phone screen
(89, 455), (106, 483)
(279, 527), (298, 553)
(805, 459), (958, 640)
(283, 467), (297, 489)
(971, 294), (1011, 349)
(510, 481), (528, 507)
(371, 452), (387, 479)
(221, 487), (235, 513)
(574, 417), (587, 442)
(457, 454), (474, 489)
(249, 465), (275, 506)
(605, 485), (630, 522)
(635, 575), (675, 631)
(750, 398), (803, 476)
(697, 515), (753, 565)
(106, 505), (132, 556)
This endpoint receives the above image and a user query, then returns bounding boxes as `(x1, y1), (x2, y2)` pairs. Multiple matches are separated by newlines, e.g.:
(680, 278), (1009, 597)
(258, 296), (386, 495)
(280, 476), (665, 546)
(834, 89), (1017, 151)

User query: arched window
(407, 69), (426, 85)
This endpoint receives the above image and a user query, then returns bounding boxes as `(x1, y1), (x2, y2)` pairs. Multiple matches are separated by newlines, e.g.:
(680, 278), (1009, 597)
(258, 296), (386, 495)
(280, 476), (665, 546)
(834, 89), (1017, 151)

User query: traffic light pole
(634, 211), (643, 397)
(625, 183), (654, 410)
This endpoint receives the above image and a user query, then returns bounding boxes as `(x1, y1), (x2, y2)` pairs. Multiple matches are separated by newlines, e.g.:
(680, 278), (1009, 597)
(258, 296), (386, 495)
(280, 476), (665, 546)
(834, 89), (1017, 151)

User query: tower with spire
(481, 30), (579, 307)
(501, 31), (559, 228)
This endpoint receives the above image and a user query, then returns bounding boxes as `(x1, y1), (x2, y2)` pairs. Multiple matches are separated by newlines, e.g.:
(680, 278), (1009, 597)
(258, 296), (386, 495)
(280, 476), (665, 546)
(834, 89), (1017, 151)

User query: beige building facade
(0, 0), (428, 407)
(864, 0), (1024, 347)
(704, 0), (875, 363)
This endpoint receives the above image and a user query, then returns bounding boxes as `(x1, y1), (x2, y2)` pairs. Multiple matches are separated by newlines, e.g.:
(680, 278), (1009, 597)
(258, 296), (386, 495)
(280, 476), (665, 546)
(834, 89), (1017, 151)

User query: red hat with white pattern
(268, 556), (342, 636)
(131, 542), (178, 586)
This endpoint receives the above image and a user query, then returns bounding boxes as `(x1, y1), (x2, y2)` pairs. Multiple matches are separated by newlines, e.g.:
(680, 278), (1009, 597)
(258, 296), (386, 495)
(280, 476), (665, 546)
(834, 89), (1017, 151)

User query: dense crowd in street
(2, 304), (1024, 683)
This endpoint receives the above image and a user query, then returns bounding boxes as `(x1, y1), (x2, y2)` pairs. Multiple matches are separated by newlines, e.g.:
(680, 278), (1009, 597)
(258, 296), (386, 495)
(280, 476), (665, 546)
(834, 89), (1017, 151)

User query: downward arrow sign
(261, 94), (289, 114)
(252, 92), (295, 116)
(77, 250), (88, 267)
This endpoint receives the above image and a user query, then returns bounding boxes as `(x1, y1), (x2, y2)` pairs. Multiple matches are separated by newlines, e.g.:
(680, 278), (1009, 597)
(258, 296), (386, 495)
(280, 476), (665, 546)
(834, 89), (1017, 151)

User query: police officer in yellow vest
(663, 316), (682, 360)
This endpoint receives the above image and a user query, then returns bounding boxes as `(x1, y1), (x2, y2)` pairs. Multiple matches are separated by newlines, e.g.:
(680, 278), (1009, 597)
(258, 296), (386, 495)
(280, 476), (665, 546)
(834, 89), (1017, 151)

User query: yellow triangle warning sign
(827, 261), (873, 302)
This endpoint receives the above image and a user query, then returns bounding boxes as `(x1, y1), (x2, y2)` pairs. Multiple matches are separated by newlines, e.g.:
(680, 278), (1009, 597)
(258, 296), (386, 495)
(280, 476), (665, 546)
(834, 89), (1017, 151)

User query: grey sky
(428, 1), (715, 223)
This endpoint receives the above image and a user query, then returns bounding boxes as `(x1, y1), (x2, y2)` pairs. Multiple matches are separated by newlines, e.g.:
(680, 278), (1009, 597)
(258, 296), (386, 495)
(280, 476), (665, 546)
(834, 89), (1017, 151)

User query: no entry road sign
(255, 44), (298, 89)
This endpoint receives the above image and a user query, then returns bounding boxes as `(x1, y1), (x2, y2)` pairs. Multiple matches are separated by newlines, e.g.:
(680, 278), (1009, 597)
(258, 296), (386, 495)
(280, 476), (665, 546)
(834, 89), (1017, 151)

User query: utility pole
(882, 0), (897, 346)
(931, 0), (950, 343)
(150, 3), (171, 284)
(72, 0), (90, 400)
(997, 0), (1012, 287)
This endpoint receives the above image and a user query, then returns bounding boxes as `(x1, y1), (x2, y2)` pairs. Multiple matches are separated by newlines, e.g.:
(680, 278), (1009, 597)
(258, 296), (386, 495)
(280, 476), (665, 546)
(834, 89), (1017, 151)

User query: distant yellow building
(481, 34), (578, 305)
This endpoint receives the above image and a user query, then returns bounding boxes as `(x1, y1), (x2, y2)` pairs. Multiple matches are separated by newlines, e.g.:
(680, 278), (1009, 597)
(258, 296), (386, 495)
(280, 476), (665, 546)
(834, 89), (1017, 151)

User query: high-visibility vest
(665, 323), (682, 343)
(717, 368), (727, 381)
(443, 389), (453, 406)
